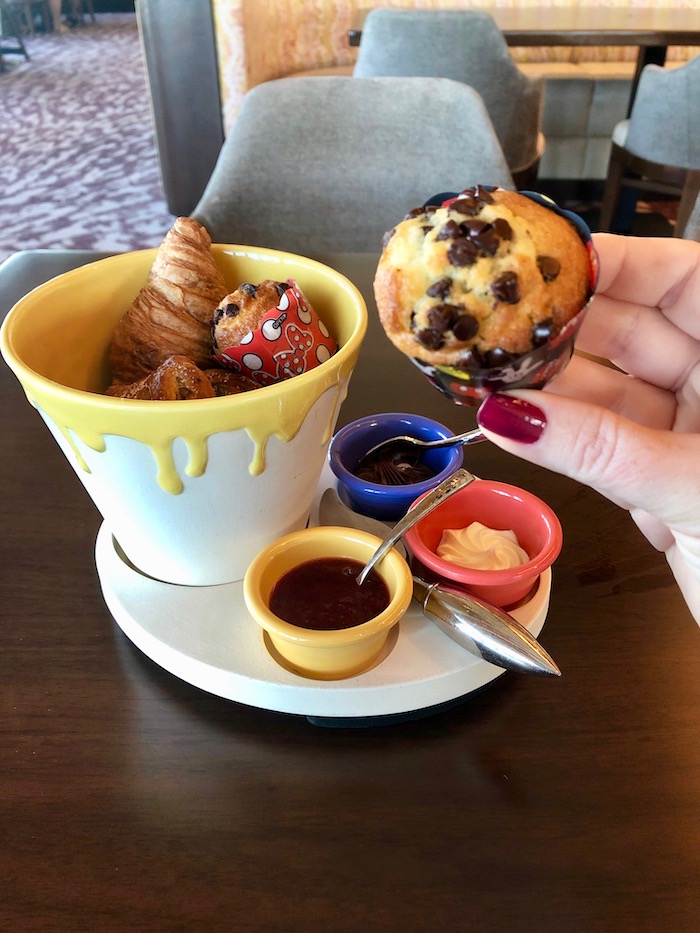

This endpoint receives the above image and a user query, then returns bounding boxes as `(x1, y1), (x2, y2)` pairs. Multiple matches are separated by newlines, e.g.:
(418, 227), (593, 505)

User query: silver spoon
(356, 468), (476, 585)
(357, 426), (485, 468)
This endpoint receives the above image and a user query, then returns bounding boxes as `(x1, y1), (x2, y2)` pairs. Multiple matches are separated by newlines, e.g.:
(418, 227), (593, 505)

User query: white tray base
(95, 524), (552, 719)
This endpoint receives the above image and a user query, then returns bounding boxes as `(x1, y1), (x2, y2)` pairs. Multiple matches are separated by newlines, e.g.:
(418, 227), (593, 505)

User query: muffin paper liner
(409, 189), (599, 407)
(214, 280), (338, 387)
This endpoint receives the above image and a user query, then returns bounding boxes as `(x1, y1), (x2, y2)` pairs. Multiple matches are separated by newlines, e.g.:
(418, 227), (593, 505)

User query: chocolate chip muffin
(374, 186), (592, 371)
(211, 280), (289, 353)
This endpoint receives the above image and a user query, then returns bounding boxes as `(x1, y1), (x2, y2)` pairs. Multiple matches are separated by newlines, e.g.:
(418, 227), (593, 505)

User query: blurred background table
(2, 250), (700, 932)
(350, 5), (700, 107)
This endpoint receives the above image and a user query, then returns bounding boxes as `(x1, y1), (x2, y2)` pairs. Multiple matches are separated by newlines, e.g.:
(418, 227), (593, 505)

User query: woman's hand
(477, 233), (700, 622)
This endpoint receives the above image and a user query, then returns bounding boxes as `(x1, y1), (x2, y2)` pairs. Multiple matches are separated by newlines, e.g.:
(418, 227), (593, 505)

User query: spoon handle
(356, 468), (476, 585)
(358, 427), (485, 466)
(429, 427), (485, 449)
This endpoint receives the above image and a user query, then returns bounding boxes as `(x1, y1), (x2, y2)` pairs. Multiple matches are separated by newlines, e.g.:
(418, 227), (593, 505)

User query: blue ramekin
(328, 412), (464, 521)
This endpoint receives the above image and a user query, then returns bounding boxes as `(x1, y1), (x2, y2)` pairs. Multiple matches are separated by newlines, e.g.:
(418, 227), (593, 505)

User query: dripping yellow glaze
(1, 246), (367, 496)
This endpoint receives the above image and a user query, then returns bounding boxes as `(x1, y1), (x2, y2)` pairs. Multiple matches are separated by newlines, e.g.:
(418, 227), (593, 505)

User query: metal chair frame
(599, 58), (700, 237)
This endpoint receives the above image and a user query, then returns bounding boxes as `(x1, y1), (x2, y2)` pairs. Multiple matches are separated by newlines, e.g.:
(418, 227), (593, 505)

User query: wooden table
(349, 6), (700, 107)
(3, 250), (700, 932)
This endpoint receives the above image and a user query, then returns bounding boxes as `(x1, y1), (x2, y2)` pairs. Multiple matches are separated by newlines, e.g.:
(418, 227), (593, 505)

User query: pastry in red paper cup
(375, 186), (598, 406)
(212, 278), (338, 387)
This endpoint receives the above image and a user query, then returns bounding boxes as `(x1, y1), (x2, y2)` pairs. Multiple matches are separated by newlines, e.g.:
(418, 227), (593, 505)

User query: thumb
(476, 391), (700, 531)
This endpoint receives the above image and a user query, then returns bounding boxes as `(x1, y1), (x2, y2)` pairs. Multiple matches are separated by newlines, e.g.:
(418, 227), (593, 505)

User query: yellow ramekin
(243, 526), (413, 680)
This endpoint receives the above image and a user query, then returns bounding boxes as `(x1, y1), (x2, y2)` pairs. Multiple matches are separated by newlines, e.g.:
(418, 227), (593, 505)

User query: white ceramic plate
(95, 522), (552, 722)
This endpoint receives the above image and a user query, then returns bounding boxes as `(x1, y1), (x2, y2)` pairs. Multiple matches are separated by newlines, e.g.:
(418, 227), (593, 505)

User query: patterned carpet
(0, 14), (175, 265)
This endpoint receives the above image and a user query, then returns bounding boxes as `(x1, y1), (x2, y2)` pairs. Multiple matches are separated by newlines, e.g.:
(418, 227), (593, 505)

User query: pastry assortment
(0, 191), (571, 689)
(374, 186), (597, 402)
(106, 217), (337, 400)
(104, 199), (578, 597)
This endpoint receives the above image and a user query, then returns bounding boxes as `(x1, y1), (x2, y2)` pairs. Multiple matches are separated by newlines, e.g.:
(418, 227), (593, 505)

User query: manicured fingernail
(477, 394), (547, 444)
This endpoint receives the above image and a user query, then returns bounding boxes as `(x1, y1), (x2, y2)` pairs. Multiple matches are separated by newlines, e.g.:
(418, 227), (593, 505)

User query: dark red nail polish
(477, 394), (547, 444)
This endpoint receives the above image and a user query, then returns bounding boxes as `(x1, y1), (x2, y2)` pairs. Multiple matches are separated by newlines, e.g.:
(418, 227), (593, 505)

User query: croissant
(109, 217), (227, 384)
(203, 369), (260, 397)
(106, 355), (216, 401)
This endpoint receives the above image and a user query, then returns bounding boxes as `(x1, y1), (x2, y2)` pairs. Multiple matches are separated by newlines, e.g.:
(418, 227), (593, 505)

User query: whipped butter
(437, 521), (529, 571)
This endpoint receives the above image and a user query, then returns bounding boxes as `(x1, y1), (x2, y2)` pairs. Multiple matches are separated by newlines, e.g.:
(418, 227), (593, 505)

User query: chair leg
(512, 157), (541, 192)
(674, 171), (700, 238)
(613, 183), (640, 235)
(22, 1), (33, 34)
(73, 0), (94, 24)
(10, 1), (31, 34)
(30, 0), (49, 33)
(0, 1), (31, 58)
(599, 143), (627, 233)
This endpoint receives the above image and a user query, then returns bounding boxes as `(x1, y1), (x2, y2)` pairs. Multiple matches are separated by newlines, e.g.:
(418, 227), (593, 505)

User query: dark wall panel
(136, 0), (225, 216)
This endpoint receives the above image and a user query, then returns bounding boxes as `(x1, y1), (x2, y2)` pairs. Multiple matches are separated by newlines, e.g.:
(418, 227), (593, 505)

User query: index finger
(592, 234), (700, 339)
(575, 293), (700, 392)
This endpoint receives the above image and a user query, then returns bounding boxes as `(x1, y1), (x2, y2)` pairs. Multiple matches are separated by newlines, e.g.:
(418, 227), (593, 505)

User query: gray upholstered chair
(191, 76), (513, 253)
(352, 8), (544, 188)
(599, 56), (700, 238)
